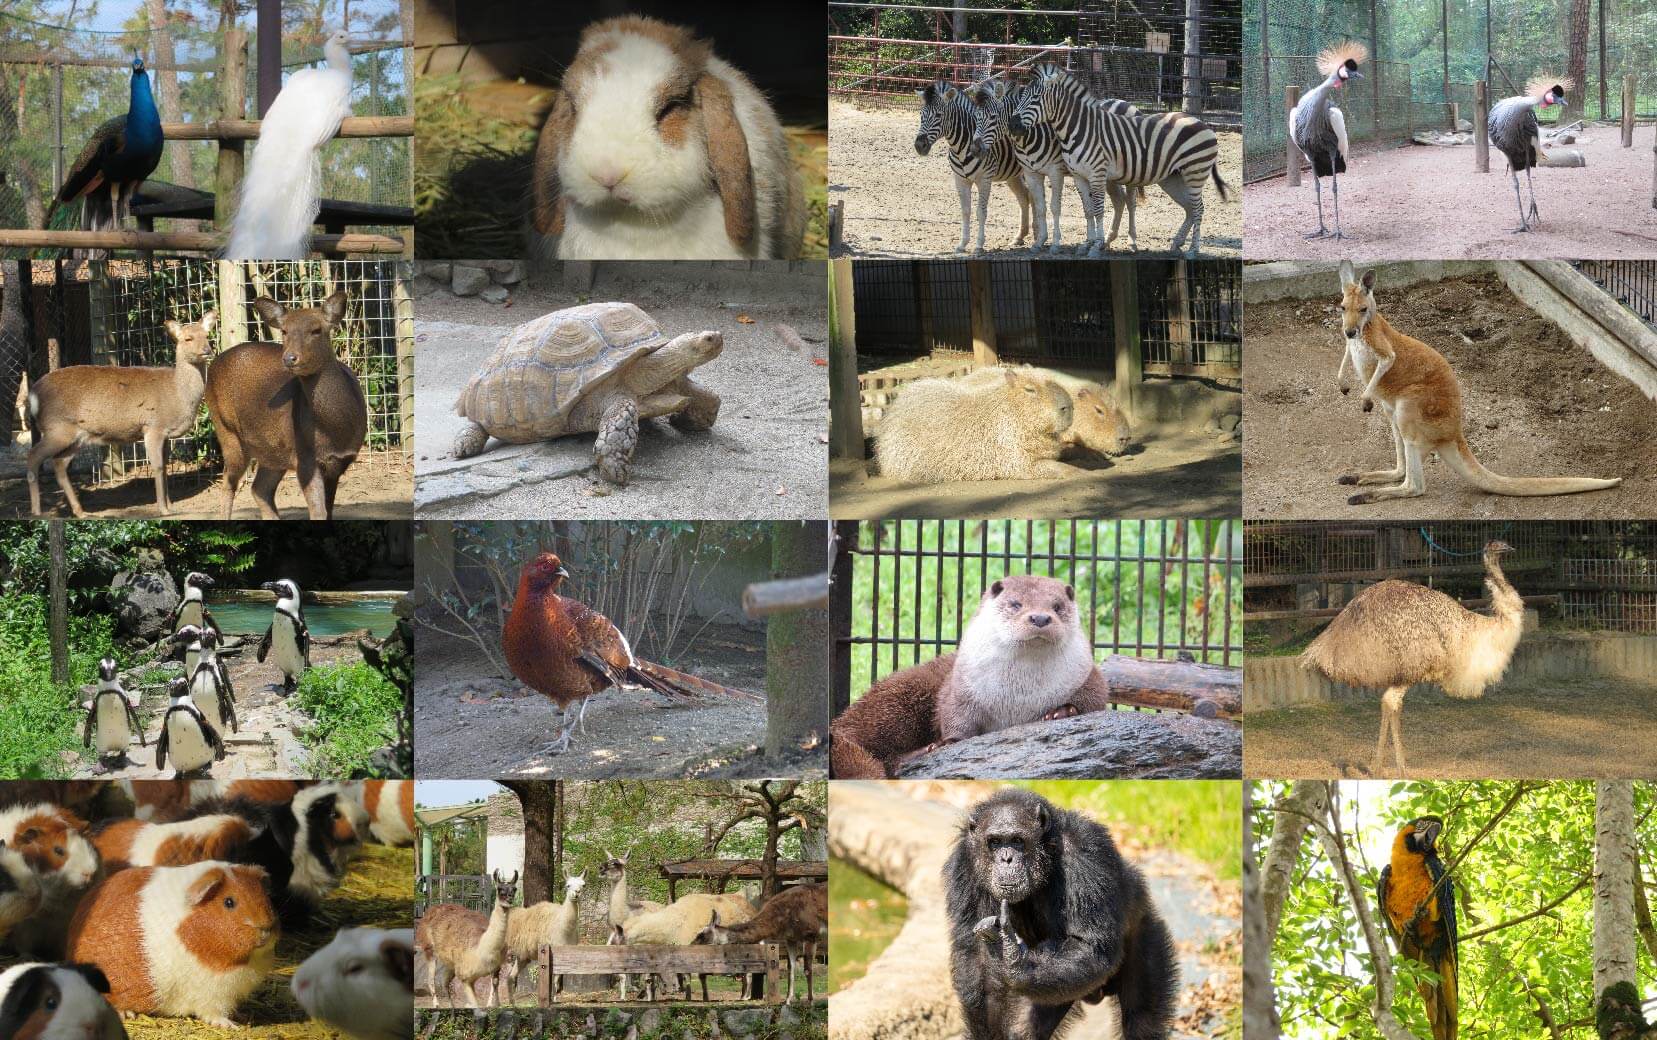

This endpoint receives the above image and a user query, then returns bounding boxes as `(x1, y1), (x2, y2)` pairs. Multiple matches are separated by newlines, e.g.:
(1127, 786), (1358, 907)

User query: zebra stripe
(1026, 67), (1218, 196)
(915, 82), (1021, 183)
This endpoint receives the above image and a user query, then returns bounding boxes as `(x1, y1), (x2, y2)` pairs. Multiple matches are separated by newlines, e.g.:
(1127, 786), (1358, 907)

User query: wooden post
(1448, 101), (1458, 132)
(1166, 261), (1192, 370)
(1474, 81), (1490, 173)
(1110, 260), (1142, 420)
(537, 944), (551, 1005)
(217, 260), (247, 356)
(764, 942), (783, 1005)
(1651, 119), (1656, 209)
(256, 0), (281, 117)
(1622, 75), (1635, 148)
(827, 259), (864, 462)
(1285, 85), (1301, 186)
(830, 521), (857, 718)
(392, 262), (416, 454)
(913, 262), (934, 353)
(216, 29), (248, 228)
(968, 260), (997, 365)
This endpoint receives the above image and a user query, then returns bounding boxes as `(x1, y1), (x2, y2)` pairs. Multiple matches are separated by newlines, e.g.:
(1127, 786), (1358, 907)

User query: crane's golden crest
(1316, 40), (1368, 77)
(1525, 74), (1572, 100)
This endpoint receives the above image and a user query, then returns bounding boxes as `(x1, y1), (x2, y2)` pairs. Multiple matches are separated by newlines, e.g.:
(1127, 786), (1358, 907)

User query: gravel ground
(1243, 123), (1657, 259)
(828, 99), (1243, 258)
(1242, 273), (1657, 519)
(413, 272), (828, 519)
(1244, 676), (1657, 779)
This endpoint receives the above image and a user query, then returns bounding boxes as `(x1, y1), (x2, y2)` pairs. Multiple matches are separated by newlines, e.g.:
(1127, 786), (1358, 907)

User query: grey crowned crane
(1290, 41), (1367, 240)
(1488, 76), (1570, 232)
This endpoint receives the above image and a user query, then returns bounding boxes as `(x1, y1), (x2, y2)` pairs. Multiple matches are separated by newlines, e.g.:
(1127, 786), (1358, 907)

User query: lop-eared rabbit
(533, 16), (805, 260)
(25, 311), (216, 516)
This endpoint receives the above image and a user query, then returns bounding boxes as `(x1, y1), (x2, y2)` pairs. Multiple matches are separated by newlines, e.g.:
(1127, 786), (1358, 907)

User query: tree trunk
(1593, 781), (1642, 1038)
(1261, 781), (1327, 941)
(1243, 783), (1280, 1039)
(501, 780), (556, 906)
(764, 522), (828, 758)
(1562, 0), (1591, 122)
(48, 519), (68, 684)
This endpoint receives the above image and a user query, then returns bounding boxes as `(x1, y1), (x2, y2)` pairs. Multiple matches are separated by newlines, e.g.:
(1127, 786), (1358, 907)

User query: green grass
(290, 661), (402, 778)
(827, 857), (909, 994)
(0, 593), (120, 778)
(1016, 780), (1242, 880)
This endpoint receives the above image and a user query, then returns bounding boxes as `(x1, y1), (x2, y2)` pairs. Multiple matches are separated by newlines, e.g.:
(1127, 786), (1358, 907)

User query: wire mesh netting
(851, 258), (1241, 377)
(1244, 0), (1657, 181)
(0, 0), (411, 238)
(3, 257), (412, 507)
(1244, 520), (1657, 632)
(829, 0), (1242, 126)
(834, 519), (1244, 702)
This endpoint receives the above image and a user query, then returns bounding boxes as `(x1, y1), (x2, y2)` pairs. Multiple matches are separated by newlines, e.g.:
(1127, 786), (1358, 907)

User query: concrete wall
(1242, 260), (1498, 304)
(1247, 634), (1657, 711)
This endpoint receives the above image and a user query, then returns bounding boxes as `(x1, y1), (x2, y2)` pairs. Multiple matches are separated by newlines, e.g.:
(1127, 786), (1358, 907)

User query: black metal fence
(831, 519), (1243, 707)
(1244, 520), (1657, 632)
(416, 873), (492, 917)
(829, 0), (1243, 127)
(1574, 260), (1657, 332)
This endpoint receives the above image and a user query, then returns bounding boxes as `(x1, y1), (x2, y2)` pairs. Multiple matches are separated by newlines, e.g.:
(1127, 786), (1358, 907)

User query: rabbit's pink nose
(592, 164), (627, 190)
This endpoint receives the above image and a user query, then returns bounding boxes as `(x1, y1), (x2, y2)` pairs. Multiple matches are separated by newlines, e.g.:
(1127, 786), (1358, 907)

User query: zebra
(914, 80), (1033, 253)
(1011, 64), (1230, 257)
(1487, 76), (1569, 232)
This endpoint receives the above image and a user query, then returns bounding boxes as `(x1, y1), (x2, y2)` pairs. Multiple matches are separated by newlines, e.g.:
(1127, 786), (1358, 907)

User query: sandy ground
(413, 275), (828, 520)
(0, 449), (414, 519)
(414, 626), (826, 779)
(828, 99), (1243, 258)
(831, 431), (1241, 519)
(71, 635), (372, 779)
(1244, 676), (1657, 779)
(1242, 273), (1657, 519)
(1243, 123), (1657, 259)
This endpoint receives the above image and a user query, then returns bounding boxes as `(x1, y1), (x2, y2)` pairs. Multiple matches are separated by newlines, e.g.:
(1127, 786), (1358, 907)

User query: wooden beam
(828, 258), (865, 462)
(215, 30), (249, 228)
(0, 230), (407, 254)
(968, 260), (997, 365)
(1110, 259), (1142, 418)
(1623, 74), (1636, 148)
(163, 115), (414, 141)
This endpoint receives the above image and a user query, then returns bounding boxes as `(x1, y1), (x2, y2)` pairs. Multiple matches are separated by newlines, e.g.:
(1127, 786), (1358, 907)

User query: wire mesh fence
(1244, 520), (1657, 632)
(0, 1), (411, 238)
(833, 519), (1244, 704)
(416, 873), (491, 917)
(1573, 260), (1657, 332)
(3, 257), (412, 505)
(850, 258), (1242, 377)
(829, 0), (1242, 126)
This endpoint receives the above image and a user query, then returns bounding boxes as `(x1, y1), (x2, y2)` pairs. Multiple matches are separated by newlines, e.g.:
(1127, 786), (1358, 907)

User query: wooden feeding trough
(534, 942), (786, 1007)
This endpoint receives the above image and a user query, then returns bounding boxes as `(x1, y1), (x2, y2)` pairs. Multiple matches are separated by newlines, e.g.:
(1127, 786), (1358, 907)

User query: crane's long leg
(1330, 170), (1348, 240)
(1304, 175), (1329, 238)
(1508, 167), (1531, 232)
(1524, 165), (1541, 226)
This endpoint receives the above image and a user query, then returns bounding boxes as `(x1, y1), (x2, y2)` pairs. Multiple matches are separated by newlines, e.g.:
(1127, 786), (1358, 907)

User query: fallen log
(892, 710), (1241, 780)
(1099, 654), (1242, 719)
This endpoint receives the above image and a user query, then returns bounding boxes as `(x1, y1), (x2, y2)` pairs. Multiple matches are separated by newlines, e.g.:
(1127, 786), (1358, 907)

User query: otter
(830, 575), (1114, 779)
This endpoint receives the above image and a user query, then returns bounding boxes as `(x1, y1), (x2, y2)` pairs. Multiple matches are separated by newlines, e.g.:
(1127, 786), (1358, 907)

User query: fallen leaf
(651, 735), (666, 742)
(811, 358), (827, 366)
(736, 314), (756, 324)
(775, 485), (787, 496)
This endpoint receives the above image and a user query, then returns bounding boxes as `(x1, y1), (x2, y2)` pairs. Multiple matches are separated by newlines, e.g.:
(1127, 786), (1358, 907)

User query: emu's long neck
(1484, 555), (1524, 627)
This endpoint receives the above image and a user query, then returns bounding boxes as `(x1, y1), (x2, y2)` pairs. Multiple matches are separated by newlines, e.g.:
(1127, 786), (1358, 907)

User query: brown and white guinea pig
(351, 780), (414, 847)
(115, 779), (309, 821)
(532, 15), (805, 261)
(64, 861), (278, 1028)
(89, 813), (257, 873)
(292, 927), (415, 1040)
(0, 838), (44, 944)
(182, 783), (369, 923)
(0, 962), (128, 1040)
(0, 803), (101, 958)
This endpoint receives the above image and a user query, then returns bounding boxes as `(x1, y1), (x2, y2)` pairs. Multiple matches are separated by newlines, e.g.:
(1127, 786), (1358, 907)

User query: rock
(411, 274), (439, 297)
(494, 261), (527, 285)
(720, 1009), (772, 1037)
(892, 710), (1241, 779)
(452, 264), (491, 297)
(422, 261), (452, 281)
(1218, 412), (1240, 432)
(480, 285), (511, 304)
(110, 554), (179, 641)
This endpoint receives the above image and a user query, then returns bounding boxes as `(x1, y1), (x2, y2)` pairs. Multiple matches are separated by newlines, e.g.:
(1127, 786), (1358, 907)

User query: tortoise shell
(453, 302), (669, 441)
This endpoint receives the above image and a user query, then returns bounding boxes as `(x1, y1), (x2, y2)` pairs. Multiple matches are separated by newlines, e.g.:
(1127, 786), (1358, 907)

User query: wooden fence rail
(534, 942), (784, 1006)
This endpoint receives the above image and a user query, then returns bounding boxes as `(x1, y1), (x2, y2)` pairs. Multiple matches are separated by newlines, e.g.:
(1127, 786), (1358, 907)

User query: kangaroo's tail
(1442, 435), (1621, 496)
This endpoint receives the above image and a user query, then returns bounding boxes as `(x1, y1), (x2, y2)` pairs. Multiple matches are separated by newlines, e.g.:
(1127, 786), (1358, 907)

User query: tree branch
(1461, 872), (1593, 942)
(1261, 781), (1328, 944)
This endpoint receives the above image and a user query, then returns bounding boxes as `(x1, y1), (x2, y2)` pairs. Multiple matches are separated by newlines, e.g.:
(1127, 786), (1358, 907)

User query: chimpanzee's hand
(997, 900), (1028, 965)
(973, 913), (1001, 942)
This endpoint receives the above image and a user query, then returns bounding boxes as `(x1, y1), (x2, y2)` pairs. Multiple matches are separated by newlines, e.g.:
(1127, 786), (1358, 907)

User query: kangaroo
(1334, 261), (1621, 504)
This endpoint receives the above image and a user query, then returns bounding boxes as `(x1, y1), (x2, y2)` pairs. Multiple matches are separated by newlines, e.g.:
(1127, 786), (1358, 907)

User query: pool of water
(210, 597), (399, 638)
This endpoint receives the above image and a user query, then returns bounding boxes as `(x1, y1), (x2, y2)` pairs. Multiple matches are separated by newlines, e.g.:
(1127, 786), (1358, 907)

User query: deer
(25, 311), (217, 516)
(204, 290), (365, 520)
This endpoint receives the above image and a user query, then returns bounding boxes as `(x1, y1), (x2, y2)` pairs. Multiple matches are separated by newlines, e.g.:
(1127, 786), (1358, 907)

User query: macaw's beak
(1418, 818), (1443, 850)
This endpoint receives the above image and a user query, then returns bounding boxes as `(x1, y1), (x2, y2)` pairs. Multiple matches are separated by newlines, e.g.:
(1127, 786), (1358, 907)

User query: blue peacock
(46, 55), (165, 232)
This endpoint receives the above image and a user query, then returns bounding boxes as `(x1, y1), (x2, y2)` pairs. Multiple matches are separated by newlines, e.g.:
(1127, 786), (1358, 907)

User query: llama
(416, 870), (518, 1008)
(497, 870), (586, 1004)
(696, 883), (828, 1003)
(1301, 539), (1523, 777)
(615, 891), (758, 1001)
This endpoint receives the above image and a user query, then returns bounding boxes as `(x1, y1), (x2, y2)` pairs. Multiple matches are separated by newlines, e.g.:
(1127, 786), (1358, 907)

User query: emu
(1300, 540), (1522, 777)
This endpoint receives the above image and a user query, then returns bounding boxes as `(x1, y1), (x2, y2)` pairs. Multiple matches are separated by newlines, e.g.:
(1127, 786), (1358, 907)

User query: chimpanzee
(944, 787), (1179, 1040)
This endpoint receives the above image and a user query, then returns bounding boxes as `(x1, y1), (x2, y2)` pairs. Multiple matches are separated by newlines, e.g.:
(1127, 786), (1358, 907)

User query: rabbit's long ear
(531, 93), (573, 236)
(697, 73), (756, 251)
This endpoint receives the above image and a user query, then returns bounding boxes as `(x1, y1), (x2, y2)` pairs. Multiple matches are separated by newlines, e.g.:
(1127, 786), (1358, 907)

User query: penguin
(172, 625), (237, 735)
(257, 579), (311, 694)
(82, 657), (145, 772)
(155, 678), (225, 777)
(167, 572), (221, 677)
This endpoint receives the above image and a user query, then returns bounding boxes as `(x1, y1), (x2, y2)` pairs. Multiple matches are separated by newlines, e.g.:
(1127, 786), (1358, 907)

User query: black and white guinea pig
(0, 838), (43, 943)
(0, 962), (127, 1040)
(292, 927), (414, 1040)
(184, 783), (370, 922)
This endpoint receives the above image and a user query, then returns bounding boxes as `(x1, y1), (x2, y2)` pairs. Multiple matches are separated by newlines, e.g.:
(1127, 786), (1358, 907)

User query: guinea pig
(0, 803), (101, 958)
(532, 15), (805, 261)
(64, 861), (278, 1028)
(0, 838), (44, 944)
(89, 813), (258, 872)
(292, 927), (414, 1040)
(0, 962), (128, 1040)
(351, 780), (414, 847)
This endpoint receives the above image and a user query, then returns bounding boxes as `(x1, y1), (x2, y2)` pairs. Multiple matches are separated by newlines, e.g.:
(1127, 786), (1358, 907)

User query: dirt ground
(828, 98), (1243, 258)
(1244, 676), (1657, 779)
(414, 626), (826, 779)
(413, 273), (828, 520)
(0, 451), (414, 519)
(71, 634), (371, 779)
(1243, 273), (1657, 519)
(1243, 123), (1657, 259)
(831, 431), (1241, 519)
